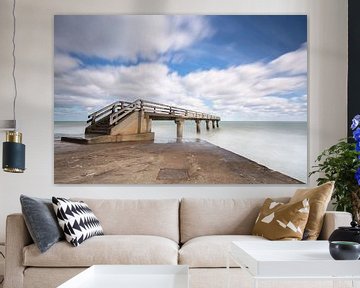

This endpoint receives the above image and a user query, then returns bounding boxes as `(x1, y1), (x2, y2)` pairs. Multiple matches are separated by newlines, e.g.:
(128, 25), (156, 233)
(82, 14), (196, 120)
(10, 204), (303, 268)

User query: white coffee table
(58, 265), (189, 288)
(228, 241), (360, 288)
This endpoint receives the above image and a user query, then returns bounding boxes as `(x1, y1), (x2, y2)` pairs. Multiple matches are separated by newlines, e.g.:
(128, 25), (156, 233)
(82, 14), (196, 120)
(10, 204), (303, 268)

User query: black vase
(328, 221), (360, 244)
(329, 241), (360, 260)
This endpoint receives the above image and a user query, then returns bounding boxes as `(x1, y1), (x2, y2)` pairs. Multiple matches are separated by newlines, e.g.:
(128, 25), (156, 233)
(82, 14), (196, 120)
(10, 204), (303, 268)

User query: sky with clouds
(54, 15), (307, 121)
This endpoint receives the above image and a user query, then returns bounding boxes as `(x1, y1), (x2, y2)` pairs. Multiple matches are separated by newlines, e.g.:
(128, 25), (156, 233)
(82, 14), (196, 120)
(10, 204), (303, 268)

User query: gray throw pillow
(20, 195), (64, 253)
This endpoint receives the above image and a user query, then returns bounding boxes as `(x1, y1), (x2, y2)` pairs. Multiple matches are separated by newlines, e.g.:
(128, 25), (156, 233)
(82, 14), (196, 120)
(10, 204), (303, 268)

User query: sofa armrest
(4, 214), (32, 288)
(318, 211), (352, 240)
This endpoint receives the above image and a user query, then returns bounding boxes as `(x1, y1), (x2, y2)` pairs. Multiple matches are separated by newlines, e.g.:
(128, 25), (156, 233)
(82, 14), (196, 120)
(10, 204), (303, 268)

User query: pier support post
(216, 120), (219, 128)
(145, 116), (152, 133)
(206, 120), (210, 130)
(175, 119), (184, 138)
(196, 120), (201, 134)
(137, 109), (145, 134)
(212, 120), (215, 129)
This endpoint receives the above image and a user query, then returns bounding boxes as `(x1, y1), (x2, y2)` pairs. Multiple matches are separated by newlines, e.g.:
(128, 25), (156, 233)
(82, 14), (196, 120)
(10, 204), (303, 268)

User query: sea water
(54, 121), (307, 183)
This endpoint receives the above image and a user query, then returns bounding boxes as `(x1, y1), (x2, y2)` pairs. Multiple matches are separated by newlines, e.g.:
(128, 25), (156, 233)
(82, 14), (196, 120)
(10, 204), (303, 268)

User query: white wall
(0, 0), (348, 242)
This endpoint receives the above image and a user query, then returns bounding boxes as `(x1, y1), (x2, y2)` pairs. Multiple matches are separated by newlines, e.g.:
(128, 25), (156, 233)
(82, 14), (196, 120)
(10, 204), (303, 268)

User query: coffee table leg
(252, 278), (258, 288)
(352, 279), (360, 288)
(332, 279), (360, 288)
(226, 252), (230, 288)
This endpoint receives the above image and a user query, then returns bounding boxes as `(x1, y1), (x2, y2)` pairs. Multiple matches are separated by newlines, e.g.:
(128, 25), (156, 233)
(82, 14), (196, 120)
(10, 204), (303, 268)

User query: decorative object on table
(352, 115), (360, 220)
(329, 220), (360, 244)
(52, 197), (104, 247)
(20, 195), (64, 253)
(289, 181), (334, 240)
(309, 114), (360, 222)
(1, 0), (25, 173)
(329, 241), (360, 260)
(252, 198), (310, 240)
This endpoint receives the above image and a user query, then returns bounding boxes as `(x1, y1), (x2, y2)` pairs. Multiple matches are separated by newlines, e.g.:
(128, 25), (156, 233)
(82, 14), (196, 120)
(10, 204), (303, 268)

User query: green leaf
(309, 138), (360, 215)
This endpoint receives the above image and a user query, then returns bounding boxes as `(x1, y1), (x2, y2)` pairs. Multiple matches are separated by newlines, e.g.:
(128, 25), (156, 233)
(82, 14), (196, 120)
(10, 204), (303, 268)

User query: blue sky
(54, 15), (307, 121)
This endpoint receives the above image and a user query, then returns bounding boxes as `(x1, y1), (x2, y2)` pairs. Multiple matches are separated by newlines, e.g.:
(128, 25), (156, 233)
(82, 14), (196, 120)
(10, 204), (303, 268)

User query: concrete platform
(54, 139), (303, 184)
(61, 132), (155, 144)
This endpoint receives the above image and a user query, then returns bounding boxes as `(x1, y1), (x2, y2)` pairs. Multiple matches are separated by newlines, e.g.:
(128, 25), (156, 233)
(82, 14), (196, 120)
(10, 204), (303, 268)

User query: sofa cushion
(24, 268), (86, 288)
(180, 198), (288, 243)
(20, 195), (64, 253)
(72, 199), (179, 243)
(290, 181), (334, 240)
(252, 198), (310, 240)
(23, 235), (178, 267)
(52, 197), (104, 247)
(179, 235), (267, 268)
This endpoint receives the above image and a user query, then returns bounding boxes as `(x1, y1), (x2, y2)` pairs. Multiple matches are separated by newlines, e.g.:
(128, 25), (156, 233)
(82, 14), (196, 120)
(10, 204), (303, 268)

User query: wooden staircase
(85, 100), (140, 135)
(85, 116), (111, 135)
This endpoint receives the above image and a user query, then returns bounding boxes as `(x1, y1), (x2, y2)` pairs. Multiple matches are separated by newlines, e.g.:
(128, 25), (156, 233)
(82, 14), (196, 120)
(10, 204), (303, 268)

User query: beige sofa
(4, 198), (352, 288)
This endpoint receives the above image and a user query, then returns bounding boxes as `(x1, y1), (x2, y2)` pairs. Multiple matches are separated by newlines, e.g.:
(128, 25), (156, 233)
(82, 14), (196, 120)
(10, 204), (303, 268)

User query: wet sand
(54, 139), (303, 184)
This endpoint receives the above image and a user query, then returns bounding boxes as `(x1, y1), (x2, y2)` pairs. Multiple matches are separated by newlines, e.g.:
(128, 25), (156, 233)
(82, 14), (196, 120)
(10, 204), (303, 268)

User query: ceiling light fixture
(1, 0), (25, 173)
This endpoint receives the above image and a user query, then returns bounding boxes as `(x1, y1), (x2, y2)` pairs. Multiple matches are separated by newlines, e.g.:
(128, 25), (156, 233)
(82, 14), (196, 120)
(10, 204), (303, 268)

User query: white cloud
(55, 45), (307, 121)
(55, 15), (213, 61)
(269, 43), (307, 75)
(54, 54), (81, 75)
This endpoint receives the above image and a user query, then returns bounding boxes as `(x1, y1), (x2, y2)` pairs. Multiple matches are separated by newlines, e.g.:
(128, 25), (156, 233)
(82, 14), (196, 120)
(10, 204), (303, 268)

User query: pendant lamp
(1, 0), (25, 173)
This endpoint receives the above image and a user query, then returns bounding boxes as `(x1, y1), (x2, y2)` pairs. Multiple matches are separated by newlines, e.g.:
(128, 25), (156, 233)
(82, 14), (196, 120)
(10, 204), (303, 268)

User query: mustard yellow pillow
(252, 198), (310, 240)
(289, 181), (334, 240)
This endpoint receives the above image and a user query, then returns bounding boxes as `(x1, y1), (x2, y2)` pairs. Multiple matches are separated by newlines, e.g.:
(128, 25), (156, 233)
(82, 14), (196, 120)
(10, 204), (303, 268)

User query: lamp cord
(11, 0), (18, 130)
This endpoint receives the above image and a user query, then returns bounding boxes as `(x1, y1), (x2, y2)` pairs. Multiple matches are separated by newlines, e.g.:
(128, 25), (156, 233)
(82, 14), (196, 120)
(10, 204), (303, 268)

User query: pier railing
(87, 99), (220, 127)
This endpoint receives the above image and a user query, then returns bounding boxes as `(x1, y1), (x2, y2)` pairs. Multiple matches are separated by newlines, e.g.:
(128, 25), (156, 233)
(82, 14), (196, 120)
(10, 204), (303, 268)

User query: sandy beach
(54, 139), (303, 184)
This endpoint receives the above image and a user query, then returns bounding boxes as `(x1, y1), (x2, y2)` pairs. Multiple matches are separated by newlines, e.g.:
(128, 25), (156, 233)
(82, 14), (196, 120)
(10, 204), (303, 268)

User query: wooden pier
(62, 99), (220, 144)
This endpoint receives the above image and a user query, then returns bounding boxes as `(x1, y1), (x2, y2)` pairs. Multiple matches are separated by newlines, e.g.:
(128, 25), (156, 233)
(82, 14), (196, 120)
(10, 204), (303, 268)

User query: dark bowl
(329, 241), (360, 260)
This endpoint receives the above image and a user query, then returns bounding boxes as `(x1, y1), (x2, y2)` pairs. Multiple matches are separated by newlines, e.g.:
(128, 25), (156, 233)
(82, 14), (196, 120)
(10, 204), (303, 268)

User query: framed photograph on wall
(54, 15), (307, 184)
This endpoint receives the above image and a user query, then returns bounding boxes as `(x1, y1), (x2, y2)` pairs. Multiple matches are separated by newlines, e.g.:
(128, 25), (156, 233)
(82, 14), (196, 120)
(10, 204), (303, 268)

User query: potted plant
(309, 115), (360, 222)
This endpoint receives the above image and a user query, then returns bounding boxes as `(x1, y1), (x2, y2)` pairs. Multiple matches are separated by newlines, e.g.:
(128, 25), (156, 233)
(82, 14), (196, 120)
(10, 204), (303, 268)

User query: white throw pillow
(52, 197), (104, 247)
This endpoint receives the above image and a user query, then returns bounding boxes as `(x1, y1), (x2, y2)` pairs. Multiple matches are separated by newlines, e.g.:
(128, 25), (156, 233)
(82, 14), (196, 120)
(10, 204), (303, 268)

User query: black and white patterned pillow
(52, 197), (104, 247)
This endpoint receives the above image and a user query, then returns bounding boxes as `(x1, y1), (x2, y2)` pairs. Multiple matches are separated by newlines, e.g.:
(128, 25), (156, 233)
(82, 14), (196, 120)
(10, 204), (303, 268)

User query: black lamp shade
(3, 141), (25, 173)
